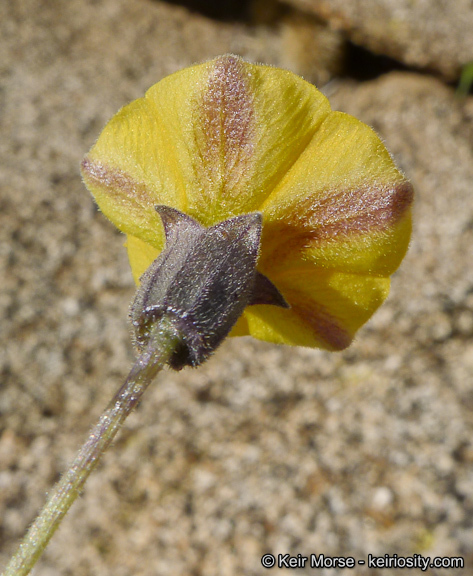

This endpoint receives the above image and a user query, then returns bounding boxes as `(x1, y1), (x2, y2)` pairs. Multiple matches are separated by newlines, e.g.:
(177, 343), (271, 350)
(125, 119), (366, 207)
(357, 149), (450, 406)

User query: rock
(279, 11), (344, 85)
(283, 0), (473, 80)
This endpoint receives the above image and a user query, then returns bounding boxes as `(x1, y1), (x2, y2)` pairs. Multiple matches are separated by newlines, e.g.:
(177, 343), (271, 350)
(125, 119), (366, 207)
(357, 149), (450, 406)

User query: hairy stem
(2, 318), (180, 576)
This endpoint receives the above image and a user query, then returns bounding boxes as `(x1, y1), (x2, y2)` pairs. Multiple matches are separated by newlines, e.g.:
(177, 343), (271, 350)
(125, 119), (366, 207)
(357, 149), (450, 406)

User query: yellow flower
(81, 55), (412, 351)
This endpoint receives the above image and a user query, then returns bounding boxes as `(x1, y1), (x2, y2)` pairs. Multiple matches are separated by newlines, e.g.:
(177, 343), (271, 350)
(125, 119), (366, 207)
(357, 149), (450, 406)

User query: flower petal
(185, 56), (331, 223)
(126, 234), (160, 285)
(259, 112), (413, 276)
(248, 112), (412, 347)
(81, 55), (332, 243)
(244, 265), (391, 350)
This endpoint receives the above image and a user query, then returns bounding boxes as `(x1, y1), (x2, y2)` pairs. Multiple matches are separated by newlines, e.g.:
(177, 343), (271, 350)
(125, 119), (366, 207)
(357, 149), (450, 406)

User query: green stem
(2, 318), (180, 576)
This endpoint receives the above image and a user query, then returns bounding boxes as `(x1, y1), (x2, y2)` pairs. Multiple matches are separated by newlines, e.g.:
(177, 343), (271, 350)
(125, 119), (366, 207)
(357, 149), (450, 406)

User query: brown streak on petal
(196, 55), (255, 196)
(295, 180), (413, 240)
(289, 294), (352, 350)
(265, 180), (413, 260)
(81, 157), (156, 210)
(261, 223), (311, 266)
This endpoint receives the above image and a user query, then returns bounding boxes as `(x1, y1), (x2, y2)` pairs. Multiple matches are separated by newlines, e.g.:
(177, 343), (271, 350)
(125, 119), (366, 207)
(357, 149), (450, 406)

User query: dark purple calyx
(130, 205), (289, 370)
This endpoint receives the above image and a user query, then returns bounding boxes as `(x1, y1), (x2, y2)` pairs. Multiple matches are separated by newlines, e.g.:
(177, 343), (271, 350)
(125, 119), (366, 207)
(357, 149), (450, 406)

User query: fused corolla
(82, 55), (413, 355)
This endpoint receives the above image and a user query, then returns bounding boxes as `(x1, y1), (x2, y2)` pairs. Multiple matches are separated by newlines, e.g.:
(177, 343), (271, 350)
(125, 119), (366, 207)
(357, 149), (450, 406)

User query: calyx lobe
(130, 206), (288, 369)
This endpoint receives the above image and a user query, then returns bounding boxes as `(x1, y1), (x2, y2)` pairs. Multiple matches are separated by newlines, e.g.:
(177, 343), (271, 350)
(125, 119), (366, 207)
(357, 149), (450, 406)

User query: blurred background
(1, 1), (472, 574)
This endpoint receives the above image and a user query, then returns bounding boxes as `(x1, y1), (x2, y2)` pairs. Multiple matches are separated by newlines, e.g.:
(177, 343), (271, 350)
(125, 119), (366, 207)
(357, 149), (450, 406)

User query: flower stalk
(2, 317), (181, 576)
(3, 203), (272, 576)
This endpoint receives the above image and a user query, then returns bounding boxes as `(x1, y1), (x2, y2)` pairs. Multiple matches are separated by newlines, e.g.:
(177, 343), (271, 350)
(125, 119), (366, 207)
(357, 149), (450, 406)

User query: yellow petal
(126, 234), (160, 285)
(244, 265), (391, 350)
(81, 55), (332, 241)
(180, 56), (332, 223)
(260, 112), (413, 276)
(81, 96), (184, 250)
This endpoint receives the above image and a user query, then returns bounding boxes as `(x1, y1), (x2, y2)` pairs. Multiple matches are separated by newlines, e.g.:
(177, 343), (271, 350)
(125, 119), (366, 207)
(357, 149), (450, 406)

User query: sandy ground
(1, 1), (472, 575)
